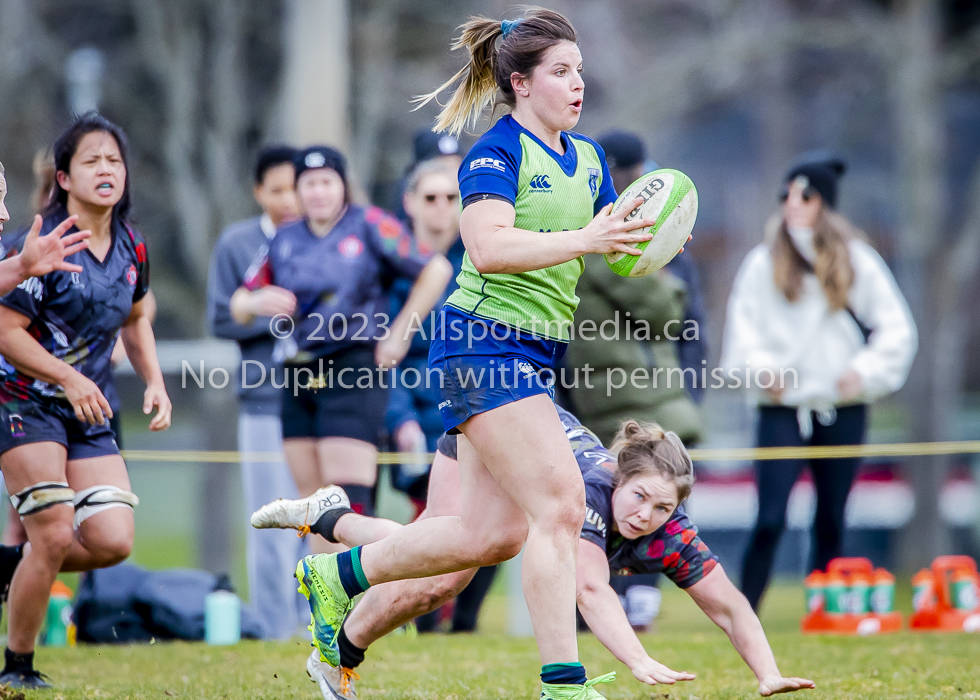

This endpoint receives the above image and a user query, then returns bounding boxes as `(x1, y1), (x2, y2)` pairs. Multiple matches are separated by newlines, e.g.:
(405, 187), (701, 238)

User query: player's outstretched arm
(120, 297), (171, 431)
(461, 198), (656, 276)
(685, 564), (814, 696)
(575, 539), (696, 687)
(0, 214), (90, 296)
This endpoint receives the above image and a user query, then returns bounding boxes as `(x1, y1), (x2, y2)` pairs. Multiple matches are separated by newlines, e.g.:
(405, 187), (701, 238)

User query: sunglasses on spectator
(422, 192), (459, 204)
(779, 186), (819, 203)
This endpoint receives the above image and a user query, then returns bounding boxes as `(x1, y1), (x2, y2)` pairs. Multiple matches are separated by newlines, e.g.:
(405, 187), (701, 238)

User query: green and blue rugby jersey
(450, 115), (616, 341)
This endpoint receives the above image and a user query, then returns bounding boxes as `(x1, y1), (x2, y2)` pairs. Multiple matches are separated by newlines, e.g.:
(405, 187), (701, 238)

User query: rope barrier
(119, 439), (980, 464)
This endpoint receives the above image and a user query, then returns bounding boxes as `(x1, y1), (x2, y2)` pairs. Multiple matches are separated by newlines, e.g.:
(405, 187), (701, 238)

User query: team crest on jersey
(588, 168), (600, 197)
(338, 235), (363, 259)
(529, 174), (551, 190)
(126, 264), (138, 286)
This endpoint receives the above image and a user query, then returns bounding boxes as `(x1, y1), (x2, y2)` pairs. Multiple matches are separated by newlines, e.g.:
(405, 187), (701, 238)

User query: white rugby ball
(604, 169), (699, 277)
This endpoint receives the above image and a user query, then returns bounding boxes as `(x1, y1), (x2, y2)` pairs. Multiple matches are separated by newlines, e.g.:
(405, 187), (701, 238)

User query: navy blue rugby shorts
(428, 305), (567, 433)
(0, 395), (119, 460)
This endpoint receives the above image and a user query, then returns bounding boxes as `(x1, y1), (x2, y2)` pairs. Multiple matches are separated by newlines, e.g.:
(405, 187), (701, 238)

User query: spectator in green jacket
(566, 131), (706, 448)
(563, 131), (708, 633)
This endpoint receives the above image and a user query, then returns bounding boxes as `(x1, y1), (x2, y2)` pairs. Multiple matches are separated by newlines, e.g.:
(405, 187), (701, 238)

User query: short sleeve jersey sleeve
(125, 224), (151, 303)
(458, 122), (523, 207)
(362, 206), (430, 283)
(580, 468), (615, 550)
(636, 508), (719, 588)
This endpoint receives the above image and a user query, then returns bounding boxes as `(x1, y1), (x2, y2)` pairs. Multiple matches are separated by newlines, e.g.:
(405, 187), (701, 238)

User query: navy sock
(335, 546), (371, 599)
(339, 484), (375, 517)
(541, 662), (587, 685)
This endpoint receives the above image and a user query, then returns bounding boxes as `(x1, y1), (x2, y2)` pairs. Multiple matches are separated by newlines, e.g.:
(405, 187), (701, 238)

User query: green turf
(17, 582), (980, 699)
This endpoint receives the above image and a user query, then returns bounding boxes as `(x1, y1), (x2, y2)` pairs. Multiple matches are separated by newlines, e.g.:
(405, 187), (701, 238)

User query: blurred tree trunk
(131, 0), (255, 317)
(890, 0), (952, 570)
(348, 2), (397, 198)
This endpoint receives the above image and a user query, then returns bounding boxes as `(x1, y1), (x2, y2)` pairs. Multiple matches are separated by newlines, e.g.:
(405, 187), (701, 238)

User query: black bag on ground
(73, 563), (155, 643)
(73, 562), (264, 643)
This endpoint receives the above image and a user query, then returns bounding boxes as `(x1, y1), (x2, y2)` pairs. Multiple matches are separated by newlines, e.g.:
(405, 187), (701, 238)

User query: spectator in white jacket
(720, 153), (916, 610)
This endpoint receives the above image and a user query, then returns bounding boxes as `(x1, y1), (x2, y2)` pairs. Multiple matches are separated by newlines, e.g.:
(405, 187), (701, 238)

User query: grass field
(14, 581), (980, 699)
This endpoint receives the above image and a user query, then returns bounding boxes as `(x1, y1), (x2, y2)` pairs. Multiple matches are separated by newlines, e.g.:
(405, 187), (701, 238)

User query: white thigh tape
(10, 482), (75, 516)
(73, 485), (140, 528)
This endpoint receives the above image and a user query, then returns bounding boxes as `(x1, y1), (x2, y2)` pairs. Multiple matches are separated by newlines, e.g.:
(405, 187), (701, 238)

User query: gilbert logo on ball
(604, 169), (699, 277)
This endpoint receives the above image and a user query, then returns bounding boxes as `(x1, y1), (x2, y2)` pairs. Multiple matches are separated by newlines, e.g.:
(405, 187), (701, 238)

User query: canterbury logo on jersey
(528, 174), (552, 190)
(469, 157), (506, 172)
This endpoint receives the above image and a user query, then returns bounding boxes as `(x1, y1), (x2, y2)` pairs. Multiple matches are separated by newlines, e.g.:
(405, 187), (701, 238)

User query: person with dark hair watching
(722, 153), (916, 611)
(206, 144), (301, 640)
(0, 112), (170, 689)
(386, 159), (464, 505)
(388, 158), (497, 634)
(392, 129), (462, 221)
(230, 145), (452, 551)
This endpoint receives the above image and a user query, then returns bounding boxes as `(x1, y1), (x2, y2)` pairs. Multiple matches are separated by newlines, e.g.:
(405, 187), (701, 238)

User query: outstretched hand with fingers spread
(19, 214), (91, 278)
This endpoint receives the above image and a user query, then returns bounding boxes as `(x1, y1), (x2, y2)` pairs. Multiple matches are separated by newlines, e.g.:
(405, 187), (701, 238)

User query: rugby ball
(604, 169), (699, 277)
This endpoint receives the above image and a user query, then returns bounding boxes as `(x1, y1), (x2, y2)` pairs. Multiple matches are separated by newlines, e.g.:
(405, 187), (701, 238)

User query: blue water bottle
(205, 574), (240, 645)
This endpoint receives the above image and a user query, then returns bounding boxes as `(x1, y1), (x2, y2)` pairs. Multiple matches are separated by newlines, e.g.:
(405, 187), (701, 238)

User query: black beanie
(597, 130), (646, 170)
(413, 130), (459, 164)
(295, 145), (347, 184)
(783, 152), (847, 208)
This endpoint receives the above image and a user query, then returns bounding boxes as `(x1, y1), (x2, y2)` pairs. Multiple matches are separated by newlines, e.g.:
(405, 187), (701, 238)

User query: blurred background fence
(2, 0), (980, 588)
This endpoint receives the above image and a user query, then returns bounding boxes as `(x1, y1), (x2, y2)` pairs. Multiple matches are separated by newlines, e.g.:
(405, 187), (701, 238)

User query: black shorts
(280, 347), (386, 444)
(0, 396), (119, 461)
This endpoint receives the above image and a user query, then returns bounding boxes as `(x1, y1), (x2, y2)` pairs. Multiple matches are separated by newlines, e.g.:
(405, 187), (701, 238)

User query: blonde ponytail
(413, 8), (578, 136)
(413, 17), (503, 136)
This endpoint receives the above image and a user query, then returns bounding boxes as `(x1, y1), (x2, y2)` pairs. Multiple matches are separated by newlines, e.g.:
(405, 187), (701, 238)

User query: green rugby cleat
(296, 554), (354, 666)
(540, 672), (616, 700)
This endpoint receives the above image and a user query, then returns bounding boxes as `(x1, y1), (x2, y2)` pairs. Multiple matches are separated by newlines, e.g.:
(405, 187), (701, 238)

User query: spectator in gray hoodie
(206, 145), (302, 639)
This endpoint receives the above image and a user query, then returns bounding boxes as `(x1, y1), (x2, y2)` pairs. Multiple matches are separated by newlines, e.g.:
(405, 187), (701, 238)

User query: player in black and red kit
(231, 146), (451, 538)
(0, 113), (171, 689)
(254, 405), (814, 699)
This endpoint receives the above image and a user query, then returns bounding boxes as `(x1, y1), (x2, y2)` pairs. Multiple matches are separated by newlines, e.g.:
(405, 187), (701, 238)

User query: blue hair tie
(501, 18), (522, 38)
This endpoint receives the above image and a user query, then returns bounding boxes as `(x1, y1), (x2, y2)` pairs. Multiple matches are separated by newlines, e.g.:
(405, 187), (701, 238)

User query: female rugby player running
(0, 114), (171, 689)
(254, 406), (814, 700)
(288, 8), (679, 699)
